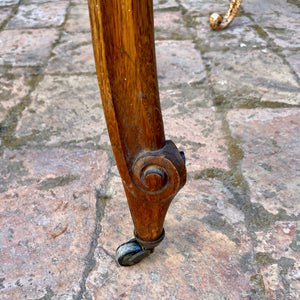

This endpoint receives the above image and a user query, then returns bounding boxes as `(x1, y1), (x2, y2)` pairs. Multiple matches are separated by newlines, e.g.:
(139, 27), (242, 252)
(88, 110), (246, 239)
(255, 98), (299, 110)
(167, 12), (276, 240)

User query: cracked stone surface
(0, 0), (299, 299)
(65, 4), (91, 33)
(15, 74), (106, 146)
(0, 29), (59, 66)
(0, 149), (110, 299)
(6, 1), (69, 29)
(46, 32), (96, 74)
(228, 108), (300, 216)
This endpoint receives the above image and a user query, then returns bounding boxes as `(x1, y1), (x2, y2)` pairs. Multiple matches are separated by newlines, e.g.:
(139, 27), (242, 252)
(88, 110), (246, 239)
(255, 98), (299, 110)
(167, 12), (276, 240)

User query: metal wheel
(115, 239), (152, 267)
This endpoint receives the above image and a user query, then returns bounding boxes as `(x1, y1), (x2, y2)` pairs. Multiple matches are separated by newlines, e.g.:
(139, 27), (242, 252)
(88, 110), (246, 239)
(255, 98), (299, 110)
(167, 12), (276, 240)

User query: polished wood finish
(88, 0), (186, 242)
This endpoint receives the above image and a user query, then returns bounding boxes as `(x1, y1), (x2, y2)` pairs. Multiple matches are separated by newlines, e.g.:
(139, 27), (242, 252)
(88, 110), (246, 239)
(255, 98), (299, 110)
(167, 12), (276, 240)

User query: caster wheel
(115, 239), (152, 267)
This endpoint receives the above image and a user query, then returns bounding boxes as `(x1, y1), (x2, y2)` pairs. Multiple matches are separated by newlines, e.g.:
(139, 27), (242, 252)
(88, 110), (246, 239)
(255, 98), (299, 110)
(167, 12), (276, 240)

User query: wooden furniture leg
(88, 0), (186, 266)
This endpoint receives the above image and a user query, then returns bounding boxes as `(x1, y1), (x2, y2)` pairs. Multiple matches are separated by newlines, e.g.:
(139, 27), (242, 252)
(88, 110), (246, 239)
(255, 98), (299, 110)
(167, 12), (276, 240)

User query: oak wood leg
(88, 0), (186, 265)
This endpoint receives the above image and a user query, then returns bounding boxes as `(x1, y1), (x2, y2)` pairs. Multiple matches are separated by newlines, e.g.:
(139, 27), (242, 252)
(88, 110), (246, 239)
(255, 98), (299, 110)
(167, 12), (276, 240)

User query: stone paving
(0, 0), (299, 299)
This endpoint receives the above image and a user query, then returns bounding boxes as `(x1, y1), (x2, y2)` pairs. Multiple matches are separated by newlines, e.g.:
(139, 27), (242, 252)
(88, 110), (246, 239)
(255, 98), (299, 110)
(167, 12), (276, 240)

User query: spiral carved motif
(131, 141), (186, 202)
(209, 0), (242, 30)
(141, 165), (167, 192)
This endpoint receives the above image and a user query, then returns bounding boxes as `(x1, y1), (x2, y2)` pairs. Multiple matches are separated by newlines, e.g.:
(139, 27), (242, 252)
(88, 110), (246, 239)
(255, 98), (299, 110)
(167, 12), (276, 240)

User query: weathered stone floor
(0, 0), (299, 299)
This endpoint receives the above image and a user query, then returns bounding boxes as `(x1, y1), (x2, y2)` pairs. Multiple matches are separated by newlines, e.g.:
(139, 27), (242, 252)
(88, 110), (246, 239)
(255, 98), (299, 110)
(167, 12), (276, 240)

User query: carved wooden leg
(210, 0), (242, 30)
(88, 0), (186, 266)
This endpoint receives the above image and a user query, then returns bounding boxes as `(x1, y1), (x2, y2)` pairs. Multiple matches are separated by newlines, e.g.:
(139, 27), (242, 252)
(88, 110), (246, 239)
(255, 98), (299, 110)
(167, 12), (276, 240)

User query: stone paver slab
(23, 0), (65, 3)
(0, 7), (12, 28)
(255, 220), (300, 299)
(6, 1), (69, 29)
(153, 0), (179, 11)
(65, 4), (91, 33)
(180, 0), (228, 16)
(16, 75), (106, 147)
(164, 108), (228, 172)
(208, 49), (300, 106)
(0, 0), (19, 6)
(228, 108), (300, 216)
(0, 148), (110, 299)
(0, 68), (30, 123)
(284, 50), (300, 79)
(243, 0), (300, 49)
(0, 29), (59, 66)
(154, 10), (194, 40)
(46, 32), (95, 74)
(156, 40), (206, 88)
(71, 0), (88, 4)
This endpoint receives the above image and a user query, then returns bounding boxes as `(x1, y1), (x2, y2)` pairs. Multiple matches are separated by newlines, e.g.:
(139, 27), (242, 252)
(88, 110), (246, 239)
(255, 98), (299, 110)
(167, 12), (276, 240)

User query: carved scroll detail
(131, 141), (186, 203)
(210, 0), (242, 30)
